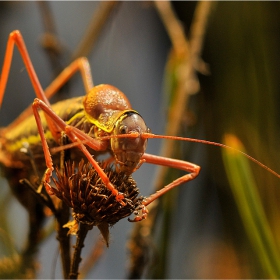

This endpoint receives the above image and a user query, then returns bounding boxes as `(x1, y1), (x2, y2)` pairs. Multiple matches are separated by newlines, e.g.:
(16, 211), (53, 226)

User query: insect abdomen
(0, 96), (85, 169)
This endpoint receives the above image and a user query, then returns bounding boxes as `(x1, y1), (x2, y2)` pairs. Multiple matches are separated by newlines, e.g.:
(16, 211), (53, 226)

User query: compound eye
(119, 125), (128, 134)
(146, 127), (151, 133)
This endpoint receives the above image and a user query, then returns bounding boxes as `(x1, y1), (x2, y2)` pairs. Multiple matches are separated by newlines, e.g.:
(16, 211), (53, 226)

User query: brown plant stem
(154, 1), (214, 190)
(128, 1), (214, 278)
(37, 1), (66, 76)
(55, 202), (71, 279)
(71, 1), (119, 60)
(79, 236), (106, 278)
(69, 223), (91, 279)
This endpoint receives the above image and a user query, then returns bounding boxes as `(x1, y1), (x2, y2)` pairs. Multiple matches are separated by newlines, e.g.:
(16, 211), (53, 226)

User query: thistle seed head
(51, 159), (144, 227)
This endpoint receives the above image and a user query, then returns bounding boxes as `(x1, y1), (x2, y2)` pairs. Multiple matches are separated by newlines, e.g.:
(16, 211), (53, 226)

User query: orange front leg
(129, 153), (200, 222)
(142, 153), (201, 206)
(32, 98), (126, 205)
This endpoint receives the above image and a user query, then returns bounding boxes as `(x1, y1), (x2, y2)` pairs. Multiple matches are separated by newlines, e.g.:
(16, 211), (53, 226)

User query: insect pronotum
(0, 30), (280, 222)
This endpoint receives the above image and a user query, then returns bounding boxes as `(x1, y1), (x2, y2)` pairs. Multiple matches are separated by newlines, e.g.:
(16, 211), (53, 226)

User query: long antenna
(141, 133), (280, 179)
(51, 131), (280, 180)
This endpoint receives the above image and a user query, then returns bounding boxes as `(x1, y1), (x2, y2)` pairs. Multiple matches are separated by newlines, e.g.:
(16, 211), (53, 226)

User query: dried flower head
(51, 159), (144, 227)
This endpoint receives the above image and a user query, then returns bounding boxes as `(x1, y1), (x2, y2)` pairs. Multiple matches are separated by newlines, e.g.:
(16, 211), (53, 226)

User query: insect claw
(44, 167), (53, 182)
(128, 204), (148, 222)
(114, 192), (126, 206)
(120, 201), (126, 206)
(128, 216), (141, 222)
(40, 167), (55, 195)
(128, 214), (146, 222)
(44, 182), (54, 195)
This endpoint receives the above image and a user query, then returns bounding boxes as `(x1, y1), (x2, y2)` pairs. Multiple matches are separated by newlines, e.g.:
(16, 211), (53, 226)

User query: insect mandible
(0, 30), (280, 222)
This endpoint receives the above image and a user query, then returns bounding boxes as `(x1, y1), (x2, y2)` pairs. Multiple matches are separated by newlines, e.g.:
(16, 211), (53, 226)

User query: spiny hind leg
(1, 30), (94, 133)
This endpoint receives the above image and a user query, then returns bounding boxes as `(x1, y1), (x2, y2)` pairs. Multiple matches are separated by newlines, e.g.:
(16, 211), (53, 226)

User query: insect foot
(128, 205), (149, 222)
(51, 159), (144, 246)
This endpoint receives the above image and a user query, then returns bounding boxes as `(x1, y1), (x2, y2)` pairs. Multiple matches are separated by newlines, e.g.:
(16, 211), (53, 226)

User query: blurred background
(0, 1), (280, 279)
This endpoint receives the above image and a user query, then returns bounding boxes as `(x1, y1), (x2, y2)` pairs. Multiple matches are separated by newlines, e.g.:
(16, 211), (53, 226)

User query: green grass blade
(222, 134), (280, 278)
